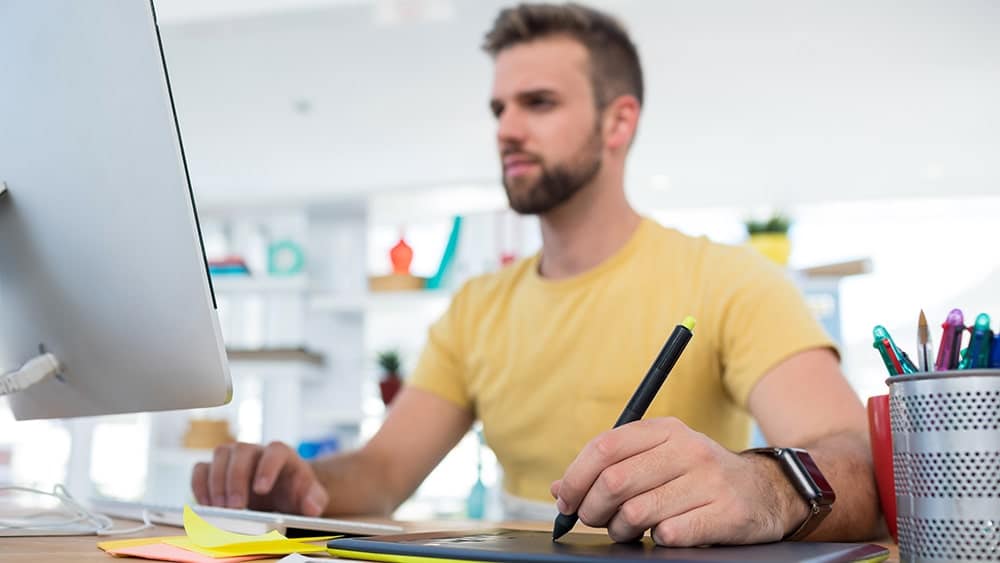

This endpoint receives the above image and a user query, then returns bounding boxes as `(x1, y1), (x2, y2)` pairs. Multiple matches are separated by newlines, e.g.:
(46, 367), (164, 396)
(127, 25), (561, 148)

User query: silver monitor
(0, 0), (232, 419)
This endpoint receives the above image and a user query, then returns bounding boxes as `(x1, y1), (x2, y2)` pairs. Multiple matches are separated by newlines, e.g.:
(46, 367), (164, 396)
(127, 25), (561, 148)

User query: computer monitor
(0, 0), (232, 420)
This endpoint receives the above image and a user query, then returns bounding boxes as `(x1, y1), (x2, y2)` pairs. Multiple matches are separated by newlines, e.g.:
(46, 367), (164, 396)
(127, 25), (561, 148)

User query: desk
(3, 519), (899, 562)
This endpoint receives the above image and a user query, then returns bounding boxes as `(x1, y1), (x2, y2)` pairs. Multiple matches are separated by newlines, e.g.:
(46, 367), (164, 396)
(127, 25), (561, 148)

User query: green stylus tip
(681, 316), (696, 332)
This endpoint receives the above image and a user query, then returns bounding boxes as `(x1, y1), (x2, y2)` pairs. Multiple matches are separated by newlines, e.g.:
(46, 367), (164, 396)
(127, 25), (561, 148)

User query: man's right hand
(191, 441), (329, 517)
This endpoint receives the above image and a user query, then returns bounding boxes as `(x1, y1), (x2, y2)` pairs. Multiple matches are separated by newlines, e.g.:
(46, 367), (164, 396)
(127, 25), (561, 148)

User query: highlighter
(934, 309), (965, 371)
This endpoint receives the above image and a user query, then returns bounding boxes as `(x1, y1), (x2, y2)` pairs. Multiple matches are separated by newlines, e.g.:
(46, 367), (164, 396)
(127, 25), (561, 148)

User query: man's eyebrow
(515, 88), (559, 99)
(490, 88), (561, 114)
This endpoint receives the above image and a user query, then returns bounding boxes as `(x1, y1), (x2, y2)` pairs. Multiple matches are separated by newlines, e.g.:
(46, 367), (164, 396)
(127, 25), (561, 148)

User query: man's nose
(496, 107), (527, 145)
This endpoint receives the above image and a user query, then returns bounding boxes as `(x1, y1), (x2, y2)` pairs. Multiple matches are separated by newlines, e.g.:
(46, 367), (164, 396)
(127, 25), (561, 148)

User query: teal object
(268, 240), (305, 276)
(466, 429), (486, 519)
(872, 325), (918, 375)
(426, 216), (462, 290)
(961, 313), (993, 369)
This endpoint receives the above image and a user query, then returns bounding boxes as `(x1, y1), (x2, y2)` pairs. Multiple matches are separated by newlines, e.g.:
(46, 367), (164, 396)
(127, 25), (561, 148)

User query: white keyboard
(88, 497), (404, 537)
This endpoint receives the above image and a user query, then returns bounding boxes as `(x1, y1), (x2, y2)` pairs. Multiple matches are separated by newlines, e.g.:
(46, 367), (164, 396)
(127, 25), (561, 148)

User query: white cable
(0, 353), (60, 396)
(0, 484), (153, 536)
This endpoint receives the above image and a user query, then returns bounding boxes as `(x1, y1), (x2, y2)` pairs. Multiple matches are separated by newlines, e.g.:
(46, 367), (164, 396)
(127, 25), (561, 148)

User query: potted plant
(376, 349), (403, 406)
(745, 212), (792, 266)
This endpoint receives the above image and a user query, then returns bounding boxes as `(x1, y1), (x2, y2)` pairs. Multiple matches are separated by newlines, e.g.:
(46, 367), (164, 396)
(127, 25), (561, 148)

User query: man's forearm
(752, 430), (885, 542)
(310, 447), (401, 517)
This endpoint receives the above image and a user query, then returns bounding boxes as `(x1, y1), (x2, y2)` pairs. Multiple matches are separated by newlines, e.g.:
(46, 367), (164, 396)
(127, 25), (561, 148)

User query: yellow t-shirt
(409, 217), (834, 503)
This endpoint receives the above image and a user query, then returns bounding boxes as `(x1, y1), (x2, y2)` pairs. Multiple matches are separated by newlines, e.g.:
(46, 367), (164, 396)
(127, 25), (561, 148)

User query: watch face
(784, 449), (836, 505)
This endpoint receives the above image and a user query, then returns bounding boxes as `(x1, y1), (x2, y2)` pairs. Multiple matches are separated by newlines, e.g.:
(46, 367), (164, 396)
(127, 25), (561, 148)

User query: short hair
(483, 2), (644, 109)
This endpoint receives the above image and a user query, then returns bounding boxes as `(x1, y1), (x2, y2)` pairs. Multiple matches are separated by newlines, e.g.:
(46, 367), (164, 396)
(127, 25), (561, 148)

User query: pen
(552, 316), (696, 541)
(934, 309), (965, 371)
(962, 313), (993, 369)
(872, 326), (916, 375)
(917, 310), (935, 372)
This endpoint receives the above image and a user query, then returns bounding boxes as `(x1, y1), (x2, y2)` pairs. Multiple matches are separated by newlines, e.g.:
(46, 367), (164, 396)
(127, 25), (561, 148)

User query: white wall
(156, 0), (1000, 207)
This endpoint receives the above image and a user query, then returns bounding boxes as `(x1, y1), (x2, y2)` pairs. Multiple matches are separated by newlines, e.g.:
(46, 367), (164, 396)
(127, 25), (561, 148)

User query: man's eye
(528, 99), (554, 109)
(490, 105), (504, 118)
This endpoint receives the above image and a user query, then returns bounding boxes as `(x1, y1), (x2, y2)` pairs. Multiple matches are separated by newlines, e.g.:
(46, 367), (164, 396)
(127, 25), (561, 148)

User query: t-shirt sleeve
(406, 283), (473, 412)
(707, 245), (838, 409)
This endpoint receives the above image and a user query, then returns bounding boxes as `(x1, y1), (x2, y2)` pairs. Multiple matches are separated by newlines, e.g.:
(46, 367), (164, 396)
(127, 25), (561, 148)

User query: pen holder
(886, 369), (1000, 562)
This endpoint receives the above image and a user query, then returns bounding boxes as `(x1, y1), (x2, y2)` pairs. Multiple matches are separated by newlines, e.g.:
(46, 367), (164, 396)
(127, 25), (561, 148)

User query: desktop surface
(4, 518), (899, 563)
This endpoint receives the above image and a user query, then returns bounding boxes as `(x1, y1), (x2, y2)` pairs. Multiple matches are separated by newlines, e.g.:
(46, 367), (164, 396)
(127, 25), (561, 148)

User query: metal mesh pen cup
(888, 369), (1000, 562)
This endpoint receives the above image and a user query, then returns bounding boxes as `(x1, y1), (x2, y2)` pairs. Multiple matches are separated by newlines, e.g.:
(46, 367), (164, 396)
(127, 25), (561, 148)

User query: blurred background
(1, 0), (998, 521)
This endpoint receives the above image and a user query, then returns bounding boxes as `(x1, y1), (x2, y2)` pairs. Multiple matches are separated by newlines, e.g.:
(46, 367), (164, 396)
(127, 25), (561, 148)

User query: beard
(502, 130), (603, 215)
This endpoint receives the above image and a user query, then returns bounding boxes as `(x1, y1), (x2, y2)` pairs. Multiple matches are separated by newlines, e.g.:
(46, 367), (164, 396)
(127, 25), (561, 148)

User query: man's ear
(602, 95), (640, 151)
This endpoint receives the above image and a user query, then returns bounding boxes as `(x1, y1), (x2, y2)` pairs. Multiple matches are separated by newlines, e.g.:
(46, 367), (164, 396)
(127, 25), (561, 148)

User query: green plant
(745, 212), (792, 235)
(376, 349), (401, 374)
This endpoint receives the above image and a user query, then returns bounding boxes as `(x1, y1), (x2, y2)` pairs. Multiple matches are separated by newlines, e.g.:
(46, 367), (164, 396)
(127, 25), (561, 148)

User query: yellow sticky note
(183, 505), (285, 548)
(166, 536), (328, 557)
(175, 505), (336, 557)
(97, 535), (187, 552)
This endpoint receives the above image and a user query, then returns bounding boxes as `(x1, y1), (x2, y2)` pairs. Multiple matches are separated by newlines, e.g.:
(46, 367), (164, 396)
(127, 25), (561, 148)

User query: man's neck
(536, 177), (641, 280)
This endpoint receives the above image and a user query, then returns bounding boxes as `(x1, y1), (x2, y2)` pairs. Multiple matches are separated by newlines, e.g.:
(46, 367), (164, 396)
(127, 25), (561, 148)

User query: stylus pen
(552, 316), (696, 541)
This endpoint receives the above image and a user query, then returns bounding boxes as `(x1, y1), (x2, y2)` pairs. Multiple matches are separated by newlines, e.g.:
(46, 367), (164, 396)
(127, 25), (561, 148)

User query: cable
(0, 353), (60, 396)
(0, 484), (153, 536)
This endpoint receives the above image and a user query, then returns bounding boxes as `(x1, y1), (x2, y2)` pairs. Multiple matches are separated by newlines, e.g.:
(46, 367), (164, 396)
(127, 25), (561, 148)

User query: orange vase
(389, 237), (413, 275)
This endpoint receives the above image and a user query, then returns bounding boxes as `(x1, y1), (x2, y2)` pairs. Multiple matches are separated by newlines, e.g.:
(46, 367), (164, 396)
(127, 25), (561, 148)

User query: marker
(934, 309), (965, 371)
(917, 310), (935, 372)
(963, 313), (993, 369)
(552, 316), (696, 541)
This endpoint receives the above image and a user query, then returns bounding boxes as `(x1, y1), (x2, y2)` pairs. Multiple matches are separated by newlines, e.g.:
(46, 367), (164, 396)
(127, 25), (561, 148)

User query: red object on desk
(867, 394), (897, 543)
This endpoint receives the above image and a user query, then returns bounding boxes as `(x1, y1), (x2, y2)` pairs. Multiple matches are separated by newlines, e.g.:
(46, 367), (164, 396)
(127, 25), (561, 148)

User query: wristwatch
(742, 447), (836, 541)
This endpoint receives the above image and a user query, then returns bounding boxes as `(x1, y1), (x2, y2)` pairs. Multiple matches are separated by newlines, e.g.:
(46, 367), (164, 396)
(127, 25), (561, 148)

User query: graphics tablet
(327, 529), (890, 562)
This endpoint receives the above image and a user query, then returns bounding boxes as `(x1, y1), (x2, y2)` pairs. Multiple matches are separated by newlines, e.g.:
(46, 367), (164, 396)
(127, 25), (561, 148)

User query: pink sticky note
(107, 542), (271, 563)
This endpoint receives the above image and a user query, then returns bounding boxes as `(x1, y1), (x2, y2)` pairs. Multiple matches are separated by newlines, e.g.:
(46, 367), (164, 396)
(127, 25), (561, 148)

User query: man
(193, 3), (882, 546)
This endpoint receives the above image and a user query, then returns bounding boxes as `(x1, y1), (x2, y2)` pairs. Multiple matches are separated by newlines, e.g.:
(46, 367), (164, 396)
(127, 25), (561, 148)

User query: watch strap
(742, 447), (834, 541)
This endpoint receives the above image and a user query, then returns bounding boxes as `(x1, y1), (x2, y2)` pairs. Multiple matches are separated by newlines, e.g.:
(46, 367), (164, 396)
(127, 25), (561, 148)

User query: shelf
(226, 347), (324, 366)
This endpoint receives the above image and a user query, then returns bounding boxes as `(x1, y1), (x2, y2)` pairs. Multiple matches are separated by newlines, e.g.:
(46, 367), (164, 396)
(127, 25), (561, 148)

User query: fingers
(550, 480), (561, 499)
(301, 481), (329, 517)
(208, 445), (233, 506)
(576, 442), (688, 528)
(604, 473), (709, 543)
(192, 441), (323, 515)
(253, 442), (294, 495)
(651, 505), (729, 547)
(254, 442), (327, 516)
(557, 418), (681, 515)
(191, 462), (210, 505)
(225, 444), (264, 508)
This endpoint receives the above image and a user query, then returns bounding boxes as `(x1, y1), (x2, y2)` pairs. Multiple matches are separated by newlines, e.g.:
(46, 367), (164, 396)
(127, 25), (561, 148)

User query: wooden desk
(3, 519), (899, 562)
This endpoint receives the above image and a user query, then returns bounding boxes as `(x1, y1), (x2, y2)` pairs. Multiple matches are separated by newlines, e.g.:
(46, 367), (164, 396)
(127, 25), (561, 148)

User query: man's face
(490, 36), (604, 215)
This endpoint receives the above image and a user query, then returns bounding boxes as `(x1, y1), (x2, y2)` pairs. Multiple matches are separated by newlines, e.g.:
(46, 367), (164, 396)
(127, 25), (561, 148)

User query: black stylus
(552, 316), (696, 541)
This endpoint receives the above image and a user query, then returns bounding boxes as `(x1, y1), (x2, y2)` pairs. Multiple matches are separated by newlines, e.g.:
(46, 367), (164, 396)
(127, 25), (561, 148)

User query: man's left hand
(551, 417), (809, 546)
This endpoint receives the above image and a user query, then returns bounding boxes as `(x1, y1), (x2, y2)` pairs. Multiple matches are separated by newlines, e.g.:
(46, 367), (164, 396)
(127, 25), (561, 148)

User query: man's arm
(746, 347), (883, 541)
(193, 387), (473, 517)
(313, 387), (474, 516)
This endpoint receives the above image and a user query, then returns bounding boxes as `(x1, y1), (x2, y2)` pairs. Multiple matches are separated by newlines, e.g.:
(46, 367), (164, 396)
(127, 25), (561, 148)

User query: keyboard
(88, 497), (404, 537)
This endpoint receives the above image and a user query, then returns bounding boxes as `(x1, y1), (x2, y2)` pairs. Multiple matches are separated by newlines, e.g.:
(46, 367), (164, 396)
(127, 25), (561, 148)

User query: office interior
(1, 0), (998, 524)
